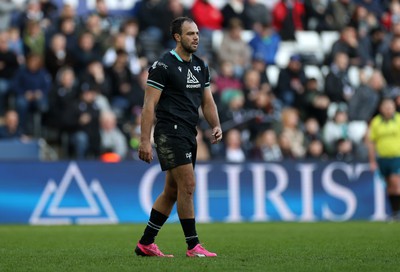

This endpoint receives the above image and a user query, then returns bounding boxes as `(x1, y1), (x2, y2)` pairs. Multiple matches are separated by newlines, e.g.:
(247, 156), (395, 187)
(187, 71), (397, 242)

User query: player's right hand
(138, 142), (153, 163)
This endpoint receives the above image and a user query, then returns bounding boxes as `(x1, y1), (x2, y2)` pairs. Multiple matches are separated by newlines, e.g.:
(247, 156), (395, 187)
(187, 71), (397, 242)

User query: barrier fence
(0, 160), (389, 224)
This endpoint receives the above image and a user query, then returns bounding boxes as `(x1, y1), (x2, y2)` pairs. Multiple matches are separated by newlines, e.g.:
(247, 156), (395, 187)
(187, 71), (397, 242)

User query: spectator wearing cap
(275, 54), (307, 107)
(63, 81), (101, 159)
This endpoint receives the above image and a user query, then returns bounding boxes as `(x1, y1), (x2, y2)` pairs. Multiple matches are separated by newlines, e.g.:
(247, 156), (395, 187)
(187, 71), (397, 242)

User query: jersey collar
(170, 49), (192, 63)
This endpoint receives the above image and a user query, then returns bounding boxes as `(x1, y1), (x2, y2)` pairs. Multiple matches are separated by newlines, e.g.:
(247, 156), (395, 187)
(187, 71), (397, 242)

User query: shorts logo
(186, 152), (192, 159)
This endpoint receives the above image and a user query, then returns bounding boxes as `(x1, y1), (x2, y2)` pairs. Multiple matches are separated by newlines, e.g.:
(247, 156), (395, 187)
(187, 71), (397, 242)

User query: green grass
(0, 222), (399, 271)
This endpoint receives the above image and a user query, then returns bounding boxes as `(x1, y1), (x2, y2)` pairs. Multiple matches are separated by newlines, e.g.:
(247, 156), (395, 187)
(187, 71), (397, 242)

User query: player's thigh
(169, 163), (196, 189)
(164, 171), (178, 195)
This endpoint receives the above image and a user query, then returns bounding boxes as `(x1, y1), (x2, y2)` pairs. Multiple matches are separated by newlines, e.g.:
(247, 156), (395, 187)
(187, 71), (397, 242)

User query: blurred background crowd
(0, 0), (399, 162)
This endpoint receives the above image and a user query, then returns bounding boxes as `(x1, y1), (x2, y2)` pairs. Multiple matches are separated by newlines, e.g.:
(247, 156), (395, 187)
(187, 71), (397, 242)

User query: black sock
(180, 218), (200, 250)
(388, 195), (400, 216)
(139, 209), (168, 245)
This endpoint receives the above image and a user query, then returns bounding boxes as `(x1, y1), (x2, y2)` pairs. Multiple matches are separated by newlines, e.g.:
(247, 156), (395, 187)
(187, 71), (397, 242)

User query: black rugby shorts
(154, 123), (197, 171)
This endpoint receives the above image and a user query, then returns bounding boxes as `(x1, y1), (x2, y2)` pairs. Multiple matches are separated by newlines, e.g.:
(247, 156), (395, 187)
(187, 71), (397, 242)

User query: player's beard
(181, 40), (197, 54)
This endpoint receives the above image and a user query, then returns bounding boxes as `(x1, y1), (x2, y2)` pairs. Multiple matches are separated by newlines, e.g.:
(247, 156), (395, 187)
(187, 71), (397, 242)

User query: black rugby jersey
(147, 50), (210, 131)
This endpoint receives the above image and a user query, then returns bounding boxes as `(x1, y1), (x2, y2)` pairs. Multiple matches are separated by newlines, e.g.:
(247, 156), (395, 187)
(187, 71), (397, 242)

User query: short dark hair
(170, 16), (194, 41)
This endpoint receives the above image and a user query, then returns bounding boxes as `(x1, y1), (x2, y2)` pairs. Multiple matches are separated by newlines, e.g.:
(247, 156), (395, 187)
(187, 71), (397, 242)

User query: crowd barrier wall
(0, 160), (389, 224)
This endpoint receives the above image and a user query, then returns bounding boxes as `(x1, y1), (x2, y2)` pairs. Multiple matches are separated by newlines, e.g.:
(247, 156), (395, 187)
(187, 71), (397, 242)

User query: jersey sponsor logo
(29, 162), (118, 225)
(186, 70), (201, 88)
(151, 61), (168, 70)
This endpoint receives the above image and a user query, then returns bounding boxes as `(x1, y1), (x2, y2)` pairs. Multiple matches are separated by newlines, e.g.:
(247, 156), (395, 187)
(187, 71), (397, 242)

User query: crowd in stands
(0, 0), (399, 162)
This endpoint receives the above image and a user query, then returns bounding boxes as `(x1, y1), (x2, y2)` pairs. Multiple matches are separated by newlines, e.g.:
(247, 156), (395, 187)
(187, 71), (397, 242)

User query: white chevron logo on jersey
(187, 70), (199, 84)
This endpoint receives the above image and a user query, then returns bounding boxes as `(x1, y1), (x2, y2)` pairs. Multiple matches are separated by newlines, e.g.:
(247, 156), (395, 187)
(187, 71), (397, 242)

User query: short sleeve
(204, 63), (210, 88)
(147, 61), (168, 91)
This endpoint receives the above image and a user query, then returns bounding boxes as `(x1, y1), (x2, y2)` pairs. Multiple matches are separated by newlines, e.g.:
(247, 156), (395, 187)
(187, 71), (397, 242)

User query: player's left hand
(211, 127), (222, 144)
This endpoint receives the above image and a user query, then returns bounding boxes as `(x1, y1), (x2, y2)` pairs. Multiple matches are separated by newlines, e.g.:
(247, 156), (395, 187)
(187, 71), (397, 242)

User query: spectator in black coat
(64, 82), (101, 159)
(324, 52), (354, 103)
(275, 54), (307, 107)
(0, 31), (19, 115)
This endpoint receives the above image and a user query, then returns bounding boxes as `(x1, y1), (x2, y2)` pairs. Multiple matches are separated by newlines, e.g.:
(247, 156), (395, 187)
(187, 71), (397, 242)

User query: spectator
(329, 26), (363, 66)
(322, 108), (366, 155)
(278, 131), (295, 159)
(8, 27), (25, 64)
(331, 0), (356, 30)
(348, 69), (386, 122)
(305, 139), (328, 160)
(93, 0), (119, 34)
(16, 0), (44, 32)
(120, 18), (146, 75)
(334, 138), (355, 161)
(0, 1), (20, 31)
(221, 0), (246, 29)
(79, 60), (112, 112)
(83, 13), (110, 55)
(0, 31), (19, 115)
(0, 109), (26, 139)
(299, 78), (330, 126)
(354, 0), (384, 19)
(46, 66), (79, 134)
(163, 0), (192, 47)
(223, 128), (246, 162)
(247, 88), (283, 139)
(243, 0), (271, 30)
(251, 129), (283, 161)
(248, 21), (280, 65)
(106, 49), (137, 121)
(134, 0), (168, 63)
(303, 117), (323, 147)
(250, 56), (271, 93)
(22, 19), (45, 57)
(272, 0), (305, 41)
(382, 36), (400, 81)
(71, 31), (101, 75)
(218, 88), (246, 125)
(64, 82), (101, 159)
(57, 17), (79, 52)
(44, 33), (74, 80)
(218, 18), (252, 78)
(366, 25), (390, 67)
(11, 53), (51, 134)
(275, 54), (307, 107)
(304, 0), (335, 31)
(278, 107), (305, 158)
(191, 0), (223, 31)
(242, 68), (270, 109)
(324, 52), (354, 104)
(99, 110), (128, 159)
(213, 60), (243, 98)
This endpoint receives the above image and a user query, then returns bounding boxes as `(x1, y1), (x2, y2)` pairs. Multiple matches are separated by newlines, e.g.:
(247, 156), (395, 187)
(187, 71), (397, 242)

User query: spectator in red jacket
(191, 0), (223, 31)
(272, 0), (305, 40)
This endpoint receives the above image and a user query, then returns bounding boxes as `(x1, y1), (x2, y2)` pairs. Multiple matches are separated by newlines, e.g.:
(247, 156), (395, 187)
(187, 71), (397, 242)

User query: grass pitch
(0, 222), (399, 272)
